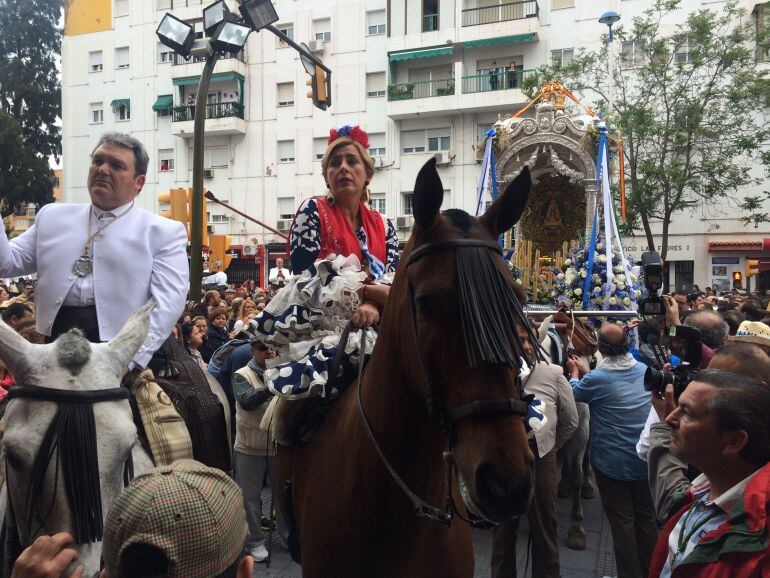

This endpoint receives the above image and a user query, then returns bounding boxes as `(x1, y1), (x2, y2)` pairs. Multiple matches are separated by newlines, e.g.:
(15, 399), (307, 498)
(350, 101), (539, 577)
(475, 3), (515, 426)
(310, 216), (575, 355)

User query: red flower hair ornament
(328, 125), (369, 150)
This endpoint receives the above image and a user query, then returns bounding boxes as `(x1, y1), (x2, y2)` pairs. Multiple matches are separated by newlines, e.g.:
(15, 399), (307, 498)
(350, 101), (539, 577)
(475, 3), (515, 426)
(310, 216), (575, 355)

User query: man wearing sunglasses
(232, 338), (279, 563)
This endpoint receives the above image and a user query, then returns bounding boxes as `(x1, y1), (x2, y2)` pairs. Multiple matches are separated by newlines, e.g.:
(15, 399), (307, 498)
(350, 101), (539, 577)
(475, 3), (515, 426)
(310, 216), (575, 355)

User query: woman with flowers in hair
(289, 125), (398, 328)
(251, 126), (398, 403)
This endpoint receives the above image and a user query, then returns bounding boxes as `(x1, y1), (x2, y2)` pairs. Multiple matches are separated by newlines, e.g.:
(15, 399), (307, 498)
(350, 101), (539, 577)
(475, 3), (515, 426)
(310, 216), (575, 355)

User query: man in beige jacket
(232, 337), (277, 563)
(491, 322), (579, 578)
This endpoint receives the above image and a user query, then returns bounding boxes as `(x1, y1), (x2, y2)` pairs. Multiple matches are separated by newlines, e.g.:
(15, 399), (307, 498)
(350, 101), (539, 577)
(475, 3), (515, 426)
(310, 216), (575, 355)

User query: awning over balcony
(172, 72), (245, 85)
(152, 94), (173, 112)
(388, 46), (453, 62)
(110, 98), (130, 112)
(463, 33), (537, 48)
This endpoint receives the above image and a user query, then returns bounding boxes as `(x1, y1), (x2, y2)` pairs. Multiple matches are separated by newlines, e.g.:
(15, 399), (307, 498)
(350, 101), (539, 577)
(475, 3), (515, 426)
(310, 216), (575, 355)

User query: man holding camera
(646, 369), (770, 577)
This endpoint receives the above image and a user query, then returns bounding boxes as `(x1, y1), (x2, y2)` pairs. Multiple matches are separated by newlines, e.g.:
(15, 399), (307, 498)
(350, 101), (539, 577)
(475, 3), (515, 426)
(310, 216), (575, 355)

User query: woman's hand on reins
(352, 302), (380, 328)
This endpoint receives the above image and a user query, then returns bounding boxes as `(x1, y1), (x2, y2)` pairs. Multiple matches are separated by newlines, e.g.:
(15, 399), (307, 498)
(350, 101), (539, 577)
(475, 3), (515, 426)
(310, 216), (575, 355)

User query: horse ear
(413, 157), (444, 232)
(0, 320), (32, 378)
(106, 301), (155, 369)
(480, 165), (531, 236)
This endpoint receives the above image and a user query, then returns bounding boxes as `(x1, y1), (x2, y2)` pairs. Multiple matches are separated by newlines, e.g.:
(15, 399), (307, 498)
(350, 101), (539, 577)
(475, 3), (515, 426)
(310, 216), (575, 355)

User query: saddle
(270, 322), (364, 446)
(145, 337), (232, 472)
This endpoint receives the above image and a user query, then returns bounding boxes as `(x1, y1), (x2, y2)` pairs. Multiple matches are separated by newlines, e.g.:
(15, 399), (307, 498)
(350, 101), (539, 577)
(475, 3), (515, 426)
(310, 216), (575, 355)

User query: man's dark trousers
(490, 449), (559, 578)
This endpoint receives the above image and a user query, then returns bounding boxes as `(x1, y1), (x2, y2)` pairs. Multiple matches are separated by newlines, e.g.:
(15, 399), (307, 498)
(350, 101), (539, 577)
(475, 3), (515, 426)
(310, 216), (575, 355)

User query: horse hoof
(581, 484), (595, 499)
(567, 530), (587, 550)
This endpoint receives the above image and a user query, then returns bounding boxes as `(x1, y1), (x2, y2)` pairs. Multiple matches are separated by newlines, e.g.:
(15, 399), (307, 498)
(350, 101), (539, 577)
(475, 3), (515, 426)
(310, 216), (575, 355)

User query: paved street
(254, 483), (617, 577)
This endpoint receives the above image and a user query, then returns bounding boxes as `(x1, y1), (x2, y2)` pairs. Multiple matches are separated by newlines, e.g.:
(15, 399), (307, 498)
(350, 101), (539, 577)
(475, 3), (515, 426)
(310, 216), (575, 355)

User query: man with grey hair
(0, 132), (188, 368)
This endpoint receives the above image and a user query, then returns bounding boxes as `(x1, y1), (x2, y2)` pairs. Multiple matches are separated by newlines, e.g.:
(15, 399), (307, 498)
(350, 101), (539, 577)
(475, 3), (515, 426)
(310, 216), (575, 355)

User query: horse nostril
(475, 463), (512, 504)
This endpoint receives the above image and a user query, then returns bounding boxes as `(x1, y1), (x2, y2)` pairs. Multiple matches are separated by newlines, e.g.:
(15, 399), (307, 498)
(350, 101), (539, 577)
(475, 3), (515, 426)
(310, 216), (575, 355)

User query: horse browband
(7, 385), (130, 404)
(407, 238), (502, 266)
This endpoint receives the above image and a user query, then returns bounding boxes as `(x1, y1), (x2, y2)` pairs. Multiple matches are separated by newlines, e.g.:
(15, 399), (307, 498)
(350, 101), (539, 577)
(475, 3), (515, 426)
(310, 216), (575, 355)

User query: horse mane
(444, 209), (538, 369)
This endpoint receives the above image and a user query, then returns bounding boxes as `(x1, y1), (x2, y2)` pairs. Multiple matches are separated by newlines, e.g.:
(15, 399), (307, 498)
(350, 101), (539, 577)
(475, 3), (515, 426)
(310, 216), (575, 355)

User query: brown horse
(277, 159), (536, 577)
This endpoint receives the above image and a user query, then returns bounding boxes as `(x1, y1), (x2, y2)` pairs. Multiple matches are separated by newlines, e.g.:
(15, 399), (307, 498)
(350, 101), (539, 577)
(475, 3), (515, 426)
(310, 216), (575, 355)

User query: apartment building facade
(60, 0), (770, 290)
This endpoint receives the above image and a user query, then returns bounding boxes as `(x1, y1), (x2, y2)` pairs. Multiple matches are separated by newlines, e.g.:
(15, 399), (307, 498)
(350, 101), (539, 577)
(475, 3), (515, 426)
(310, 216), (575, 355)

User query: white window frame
(674, 38), (695, 64)
(89, 51), (103, 73)
(313, 137), (327, 161)
(277, 24), (294, 46)
(115, 103), (130, 121)
(115, 46), (130, 69)
(158, 47), (174, 64)
(277, 82), (295, 107)
(402, 192), (414, 215)
(370, 194), (386, 214)
(367, 10), (385, 36)
(621, 40), (646, 68)
(402, 129), (450, 154)
(551, 48), (574, 67)
(313, 19), (331, 43)
(159, 150), (174, 173)
(366, 72), (386, 98)
(90, 104), (104, 124)
(277, 197), (296, 220)
(277, 140), (295, 163)
(368, 23), (385, 36)
(115, 0), (129, 17)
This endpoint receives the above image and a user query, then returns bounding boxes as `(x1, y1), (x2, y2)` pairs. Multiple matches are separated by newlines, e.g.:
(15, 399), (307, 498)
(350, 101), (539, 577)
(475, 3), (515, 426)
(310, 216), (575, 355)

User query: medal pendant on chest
(73, 254), (93, 277)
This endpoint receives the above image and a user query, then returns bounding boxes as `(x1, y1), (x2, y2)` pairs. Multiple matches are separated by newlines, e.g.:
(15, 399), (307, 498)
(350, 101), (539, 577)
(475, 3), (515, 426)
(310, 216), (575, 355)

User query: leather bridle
(356, 237), (531, 527)
(5, 385), (135, 546)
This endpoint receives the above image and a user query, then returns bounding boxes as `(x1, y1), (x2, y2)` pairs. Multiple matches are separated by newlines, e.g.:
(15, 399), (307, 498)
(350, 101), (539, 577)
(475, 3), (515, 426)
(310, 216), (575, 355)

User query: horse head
(392, 158), (535, 522)
(0, 302), (154, 574)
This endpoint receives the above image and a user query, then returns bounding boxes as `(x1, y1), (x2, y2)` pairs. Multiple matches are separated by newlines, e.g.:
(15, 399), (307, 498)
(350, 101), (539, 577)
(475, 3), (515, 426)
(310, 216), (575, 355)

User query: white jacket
(0, 202), (188, 367)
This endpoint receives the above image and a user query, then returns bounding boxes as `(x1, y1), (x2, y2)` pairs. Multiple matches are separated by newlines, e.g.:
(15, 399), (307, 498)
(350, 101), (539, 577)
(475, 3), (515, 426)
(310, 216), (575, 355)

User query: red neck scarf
(315, 197), (386, 265)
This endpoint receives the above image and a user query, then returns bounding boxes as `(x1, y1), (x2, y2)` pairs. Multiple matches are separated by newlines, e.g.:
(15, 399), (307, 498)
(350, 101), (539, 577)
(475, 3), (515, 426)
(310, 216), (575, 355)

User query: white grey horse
(537, 317), (595, 550)
(0, 303), (155, 577)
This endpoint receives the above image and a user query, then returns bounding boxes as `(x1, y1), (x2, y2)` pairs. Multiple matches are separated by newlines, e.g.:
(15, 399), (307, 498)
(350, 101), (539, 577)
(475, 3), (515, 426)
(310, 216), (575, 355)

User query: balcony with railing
(461, 69), (535, 93)
(387, 69), (533, 119)
(388, 78), (455, 101)
(170, 102), (246, 137)
(170, 50), (246, 79)
(459, 1), (539, 44)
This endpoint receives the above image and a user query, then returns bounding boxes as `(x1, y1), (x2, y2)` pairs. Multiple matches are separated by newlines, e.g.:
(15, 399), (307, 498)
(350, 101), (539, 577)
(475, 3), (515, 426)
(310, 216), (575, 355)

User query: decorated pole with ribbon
(475, 129), (500, 217)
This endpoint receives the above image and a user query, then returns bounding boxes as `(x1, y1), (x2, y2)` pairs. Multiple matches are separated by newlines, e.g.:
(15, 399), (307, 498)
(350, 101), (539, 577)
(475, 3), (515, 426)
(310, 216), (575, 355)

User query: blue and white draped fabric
(251, 254), (381, 399)
(595, 124), (634, 309)
(583, 206), (599, 310)
(475, 129), (500, 217)
(354, 227), (386, 279)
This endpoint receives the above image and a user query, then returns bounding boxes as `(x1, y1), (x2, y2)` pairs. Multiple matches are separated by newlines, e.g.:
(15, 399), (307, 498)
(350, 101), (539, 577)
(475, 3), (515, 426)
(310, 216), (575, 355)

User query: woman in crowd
(206, 306), (229, 355)
(228, 297), (245, 332)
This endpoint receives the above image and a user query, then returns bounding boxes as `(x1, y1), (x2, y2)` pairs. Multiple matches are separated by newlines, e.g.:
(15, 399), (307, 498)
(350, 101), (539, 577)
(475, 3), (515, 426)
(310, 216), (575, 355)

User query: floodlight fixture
(157, 13), (195, 58)
(203, 0), (232, 37)
(599, 10), (621, 41)
(239, 0), (279, 31)
(211, 20), (251, 54)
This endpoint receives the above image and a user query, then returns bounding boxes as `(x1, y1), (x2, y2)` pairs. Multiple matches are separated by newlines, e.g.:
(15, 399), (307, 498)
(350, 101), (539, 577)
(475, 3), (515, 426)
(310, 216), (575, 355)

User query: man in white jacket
(0, 132), (188, 368)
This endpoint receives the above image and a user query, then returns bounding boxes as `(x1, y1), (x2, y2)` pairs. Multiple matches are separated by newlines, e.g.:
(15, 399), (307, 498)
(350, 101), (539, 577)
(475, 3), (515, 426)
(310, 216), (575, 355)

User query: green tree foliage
(0, 0), (61, 216)
(0, 111), (55, 217)
(524, 0), (770, 261)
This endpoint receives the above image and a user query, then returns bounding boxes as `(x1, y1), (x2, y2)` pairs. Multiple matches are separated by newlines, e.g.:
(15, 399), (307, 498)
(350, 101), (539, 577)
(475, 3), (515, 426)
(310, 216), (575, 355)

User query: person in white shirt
(203, 269), (228, 288)
(268, 257), (291, 291)
(0, 132), (188, 368)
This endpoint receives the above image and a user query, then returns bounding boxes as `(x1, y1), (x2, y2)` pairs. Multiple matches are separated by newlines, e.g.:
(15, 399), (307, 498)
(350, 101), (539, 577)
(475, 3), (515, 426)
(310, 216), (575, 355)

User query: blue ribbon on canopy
(583, 207), (598, 310)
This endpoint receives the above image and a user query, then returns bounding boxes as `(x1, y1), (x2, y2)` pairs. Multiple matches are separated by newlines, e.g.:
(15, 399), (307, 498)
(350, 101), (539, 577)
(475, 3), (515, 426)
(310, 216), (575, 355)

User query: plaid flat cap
(103, 460), (248, 578)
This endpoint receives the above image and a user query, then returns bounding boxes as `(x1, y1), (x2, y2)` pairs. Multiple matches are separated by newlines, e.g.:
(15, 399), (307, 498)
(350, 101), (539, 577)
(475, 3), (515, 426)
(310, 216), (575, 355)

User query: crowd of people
(2, 127), (770, 577)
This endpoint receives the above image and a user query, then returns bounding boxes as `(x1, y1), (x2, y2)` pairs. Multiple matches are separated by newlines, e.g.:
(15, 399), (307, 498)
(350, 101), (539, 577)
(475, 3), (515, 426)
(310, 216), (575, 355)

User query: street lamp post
(599, 10), (621, 118)
(157, 0), (330, 300)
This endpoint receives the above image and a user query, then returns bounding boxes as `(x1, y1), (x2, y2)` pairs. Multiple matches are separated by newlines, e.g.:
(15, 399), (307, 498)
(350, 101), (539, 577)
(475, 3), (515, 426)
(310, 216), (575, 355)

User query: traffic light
(305, 65), (331, 110)
(746, 259), (760, 278)
(732, 271), (743, 288)
(158, 188), (189, 226)
(208, 235), (232, 272)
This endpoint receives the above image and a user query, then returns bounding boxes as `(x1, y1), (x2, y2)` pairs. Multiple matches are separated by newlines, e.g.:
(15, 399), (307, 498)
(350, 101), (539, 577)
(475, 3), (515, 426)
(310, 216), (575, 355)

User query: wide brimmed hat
(730, 321), (770, 347)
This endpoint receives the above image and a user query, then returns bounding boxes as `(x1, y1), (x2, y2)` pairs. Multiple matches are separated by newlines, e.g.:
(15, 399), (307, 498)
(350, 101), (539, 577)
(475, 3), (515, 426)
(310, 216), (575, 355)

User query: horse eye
(414, 297), (433, 320)
(3, 449), (22, 470)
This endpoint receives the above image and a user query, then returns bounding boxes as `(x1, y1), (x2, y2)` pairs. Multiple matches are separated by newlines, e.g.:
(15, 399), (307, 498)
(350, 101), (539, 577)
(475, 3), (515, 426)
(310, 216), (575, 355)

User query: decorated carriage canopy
(476, 82), (638, 310)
